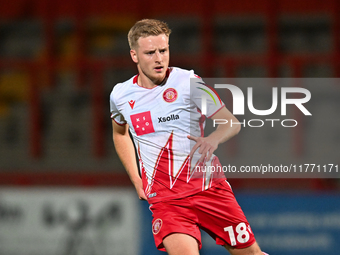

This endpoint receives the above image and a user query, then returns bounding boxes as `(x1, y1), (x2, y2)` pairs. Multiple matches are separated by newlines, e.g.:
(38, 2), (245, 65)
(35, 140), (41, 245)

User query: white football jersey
(110, 67), (226, 203)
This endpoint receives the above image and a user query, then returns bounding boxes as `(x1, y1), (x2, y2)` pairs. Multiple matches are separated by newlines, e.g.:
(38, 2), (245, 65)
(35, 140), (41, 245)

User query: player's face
(130, 34), (169, 86)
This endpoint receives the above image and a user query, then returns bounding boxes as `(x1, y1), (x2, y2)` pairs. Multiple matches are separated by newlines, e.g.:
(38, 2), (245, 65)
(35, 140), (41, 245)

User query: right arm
(112, 120), (147, 200)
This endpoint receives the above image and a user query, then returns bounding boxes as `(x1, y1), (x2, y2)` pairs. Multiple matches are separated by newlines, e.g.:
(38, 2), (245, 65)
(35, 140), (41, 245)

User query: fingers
(139, 192), (147, 200)
(189, 136), (217, 163)
(191, 140), (209, 163)
(198, 143), (208, 162)
(139, 195), (147, 201)
(187, 135), (198, 141)
(198, 143), (214, 162)
(198, 146), (213, 162)
(136, 186), (147, 200)
(189, 142), (200, 158)
(206, 148), (214, 162)
(188, 135), (200, 158)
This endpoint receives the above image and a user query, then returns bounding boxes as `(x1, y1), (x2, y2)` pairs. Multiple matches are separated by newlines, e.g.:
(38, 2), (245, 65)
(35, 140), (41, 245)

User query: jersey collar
(133, 68), (172, 86)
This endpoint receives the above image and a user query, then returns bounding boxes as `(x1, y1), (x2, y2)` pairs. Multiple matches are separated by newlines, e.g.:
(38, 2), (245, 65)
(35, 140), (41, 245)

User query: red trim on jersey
(207, 104), (225, 119)
(138, 142), (151, 197)
(208, 156), (219, 188)
(133, 74), (139, 84)
(133, 68), (172, 89)
(153, 132), (174, 182)
(112, 118), (126, 126)
(171, 155), (190, 189)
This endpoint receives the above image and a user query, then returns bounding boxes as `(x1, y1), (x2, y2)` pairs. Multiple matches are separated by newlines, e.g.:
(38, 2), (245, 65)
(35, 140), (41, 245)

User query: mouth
(154, 66), (164, 72)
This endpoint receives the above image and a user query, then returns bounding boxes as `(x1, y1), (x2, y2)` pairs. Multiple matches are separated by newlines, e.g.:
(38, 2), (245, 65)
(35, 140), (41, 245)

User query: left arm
(188, 106), (240, 162)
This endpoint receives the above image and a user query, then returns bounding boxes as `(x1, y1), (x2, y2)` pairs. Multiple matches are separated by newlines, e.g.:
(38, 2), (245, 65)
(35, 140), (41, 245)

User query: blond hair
(128, 19), (171, 49)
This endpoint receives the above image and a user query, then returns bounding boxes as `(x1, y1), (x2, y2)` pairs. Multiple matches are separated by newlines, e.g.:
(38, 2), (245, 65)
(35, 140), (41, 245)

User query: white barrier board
(0, 188), (140, 255)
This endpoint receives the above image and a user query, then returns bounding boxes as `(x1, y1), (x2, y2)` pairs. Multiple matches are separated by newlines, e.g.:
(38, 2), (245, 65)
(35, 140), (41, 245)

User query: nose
(155, 51), (162, 62)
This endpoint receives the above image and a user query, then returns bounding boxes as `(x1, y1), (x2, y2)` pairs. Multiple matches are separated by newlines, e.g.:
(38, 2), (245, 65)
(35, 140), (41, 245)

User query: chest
(120, 86), (190, 136)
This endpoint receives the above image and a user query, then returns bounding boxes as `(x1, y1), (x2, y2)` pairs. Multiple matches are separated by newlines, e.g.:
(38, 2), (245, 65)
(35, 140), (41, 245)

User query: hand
(187, 135), (218, 163)
(133, 178), (147, 200)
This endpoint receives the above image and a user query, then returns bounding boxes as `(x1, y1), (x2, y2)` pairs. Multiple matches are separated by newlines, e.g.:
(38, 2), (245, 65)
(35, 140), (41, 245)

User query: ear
(130, 49), (138, 64)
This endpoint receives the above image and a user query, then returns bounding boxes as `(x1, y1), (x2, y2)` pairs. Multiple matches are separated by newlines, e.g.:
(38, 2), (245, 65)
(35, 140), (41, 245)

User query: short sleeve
(110, 92), (127, 125)
(190, 72), (225, 118)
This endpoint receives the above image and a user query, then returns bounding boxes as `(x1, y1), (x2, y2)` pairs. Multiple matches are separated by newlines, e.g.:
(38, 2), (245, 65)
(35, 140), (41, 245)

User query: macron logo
(128, 100), (135, 109)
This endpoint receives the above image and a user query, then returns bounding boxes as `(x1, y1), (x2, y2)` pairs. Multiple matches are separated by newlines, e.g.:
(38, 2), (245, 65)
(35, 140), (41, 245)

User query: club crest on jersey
(163, 88), (178, 103)
(152, 218), (163, 235)
(128, 100), (135, 109)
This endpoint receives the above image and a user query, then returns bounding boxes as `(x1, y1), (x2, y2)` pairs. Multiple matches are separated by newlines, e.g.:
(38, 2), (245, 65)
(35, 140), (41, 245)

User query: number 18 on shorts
(224, 222), (252, 246)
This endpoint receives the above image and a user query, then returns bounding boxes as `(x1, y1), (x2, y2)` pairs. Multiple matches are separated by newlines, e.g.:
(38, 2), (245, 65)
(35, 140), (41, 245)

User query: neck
(138, 75), (159, 89)
(137, 68), (168, 89)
